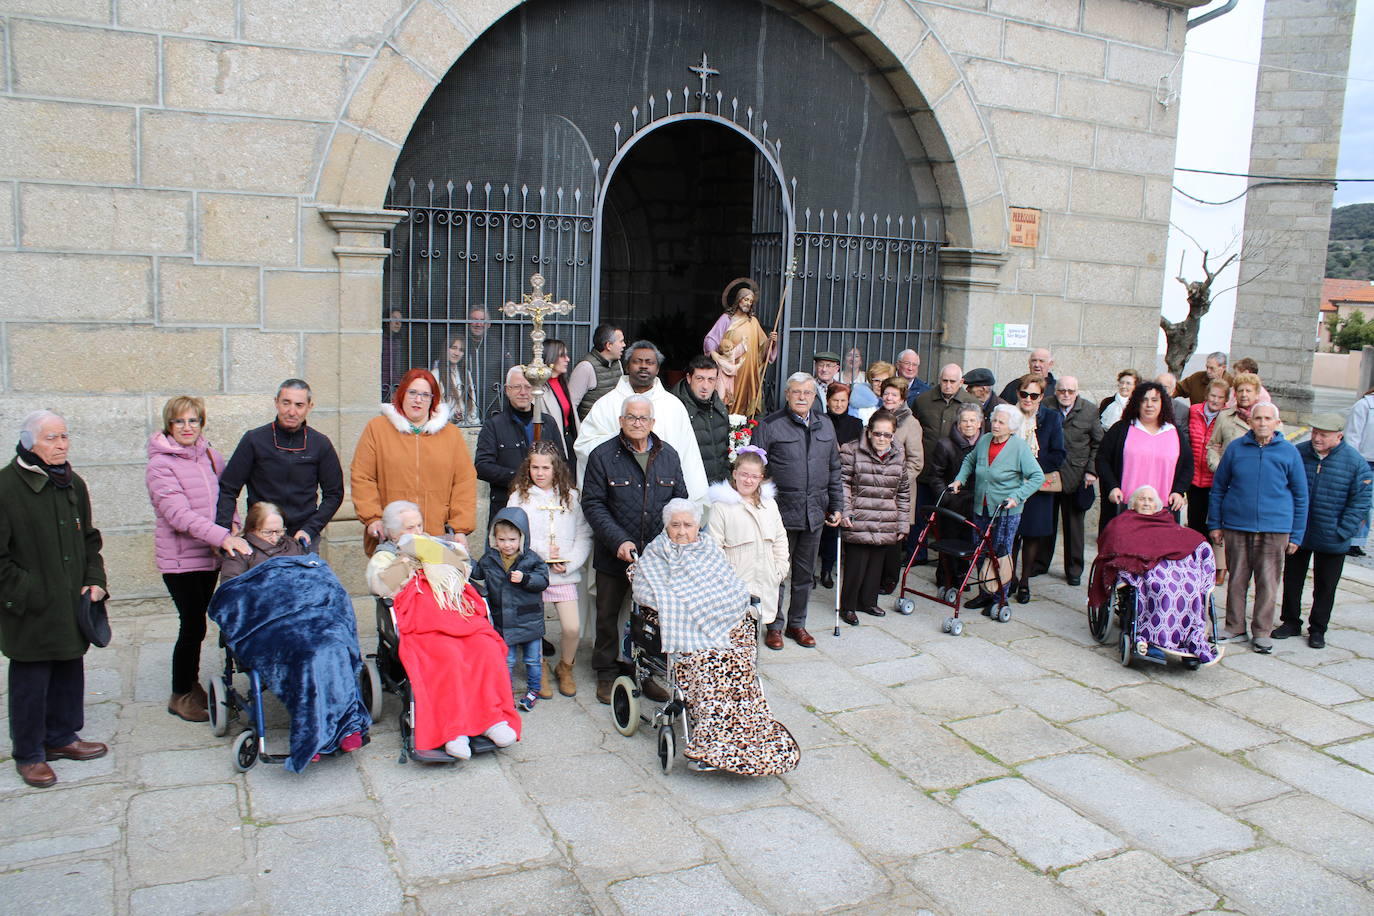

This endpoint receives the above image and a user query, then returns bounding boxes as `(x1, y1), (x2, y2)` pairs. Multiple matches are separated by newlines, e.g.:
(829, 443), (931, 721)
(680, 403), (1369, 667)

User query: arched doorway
(598, 118), (787, 376)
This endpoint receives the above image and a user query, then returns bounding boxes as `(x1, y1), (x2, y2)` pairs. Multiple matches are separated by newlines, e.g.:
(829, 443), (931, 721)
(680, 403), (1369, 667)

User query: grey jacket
(749, 408), (843, 531)
(1056, 397), (1104, 494)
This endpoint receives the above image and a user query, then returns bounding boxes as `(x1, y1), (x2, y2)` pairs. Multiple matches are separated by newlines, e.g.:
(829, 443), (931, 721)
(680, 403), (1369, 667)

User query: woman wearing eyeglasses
(351, 368), (477, 556)
(836, 410), (911, 625)
(146, 396), (253, 723)
(1008, 374), (1066, 604)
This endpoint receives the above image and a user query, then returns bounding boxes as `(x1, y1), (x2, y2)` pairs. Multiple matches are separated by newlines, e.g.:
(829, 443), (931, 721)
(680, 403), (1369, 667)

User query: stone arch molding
(314, 0), (1005, 252)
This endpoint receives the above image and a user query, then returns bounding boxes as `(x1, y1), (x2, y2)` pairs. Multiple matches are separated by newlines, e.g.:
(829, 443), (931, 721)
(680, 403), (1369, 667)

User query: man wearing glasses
(216, 379), (344, 550)
(580, 395), (687, 703)
(475, 366), (567, 527)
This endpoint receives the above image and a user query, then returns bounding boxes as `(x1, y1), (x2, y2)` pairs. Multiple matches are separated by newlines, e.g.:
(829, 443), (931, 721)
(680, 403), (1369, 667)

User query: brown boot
(555, 659), (577, 697)
(538, 662), (555, 699)
(167, 690), (209, 723)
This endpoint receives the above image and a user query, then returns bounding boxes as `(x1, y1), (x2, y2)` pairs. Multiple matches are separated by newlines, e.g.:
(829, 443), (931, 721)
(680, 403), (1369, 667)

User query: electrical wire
(1173, 179), (1338, 206)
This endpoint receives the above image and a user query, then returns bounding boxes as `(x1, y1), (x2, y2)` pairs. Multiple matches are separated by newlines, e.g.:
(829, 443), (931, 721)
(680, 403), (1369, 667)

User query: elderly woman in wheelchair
(1088, 486), (1222, 669)
(365, 500), (519, 762)
(616, 498), (800, 775)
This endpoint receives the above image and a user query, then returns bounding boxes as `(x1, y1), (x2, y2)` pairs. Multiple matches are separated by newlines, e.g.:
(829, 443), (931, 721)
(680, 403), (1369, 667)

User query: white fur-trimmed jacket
(705, 480), (790, 625)
(506, 484), (592, 588)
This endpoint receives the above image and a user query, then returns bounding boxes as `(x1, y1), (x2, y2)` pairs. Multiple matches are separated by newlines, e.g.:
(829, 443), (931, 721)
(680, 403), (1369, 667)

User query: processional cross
(503, 273), (575, 443)
(689, 52), (719, 110)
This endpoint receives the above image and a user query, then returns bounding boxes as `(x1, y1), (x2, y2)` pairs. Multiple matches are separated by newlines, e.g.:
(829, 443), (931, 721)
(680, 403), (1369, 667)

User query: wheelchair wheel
(207, 678), (230, 738)
(1087, 598), (1112, 645)
(360, 658), (383, 720)
(232, 730), (259, 772)
(610, 676), (639, 736)
(657, 723), (676, 774)
(1119, 632), (1134, 668)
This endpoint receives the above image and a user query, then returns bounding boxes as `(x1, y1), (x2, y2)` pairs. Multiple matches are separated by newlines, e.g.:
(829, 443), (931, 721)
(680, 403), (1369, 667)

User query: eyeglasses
(258, 528), (285, 538)
(869, 431), (895, 438)
(622, 415), (653, 425)
(404, 389), (433, 400)
(1057, 389), (1077, 395)
(1018, 390), (1042, 400)
(170, 418), (202, 427)
(735, 471), (763, 481)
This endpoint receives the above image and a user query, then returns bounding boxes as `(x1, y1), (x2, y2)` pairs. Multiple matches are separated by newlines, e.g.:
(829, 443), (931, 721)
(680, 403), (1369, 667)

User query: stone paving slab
(1020, 754), (1255, 862)
(542, 791), (707, 878)
(919, 636), (1053, 682)
(1057, 849), (1219, 916)
(413, 866), (595, 914)
(1318, 657), (1374, 695)
(831, 705), (1008, 790)
(1241, 793), (1374, 882)
(989, 675), (1121, 722)
(697, 805), (889, 913)
(1066, 710), (1194, 759)
(1246, 740), (1374, 821)
(1329, 735), (1374, 771)
(1014, 636), (1150, 690)
(853, 652), (949, 687)
(1111, 683), (1277, 753)
(0, 859), (114, 913)
(0, 823), (120, 869)
(1196, 846), (1374, 916)
(1221, 651), (1364, 704)
(129, 875), (257, 916)
(762, 658), (891, 712)
(1216, 686), (1370, 745)
(888, 675), (1014, 720)
(607, 863), (766, 915)
(907, 847), (1094, 915)
(946, 707), (1089, 764)
(952, 777), (1122, 871)
(1136, 745), (1290, 810)
(254, 815), (402, 915)
(126, 784), (246, 886)
(783, 744), (979, 859)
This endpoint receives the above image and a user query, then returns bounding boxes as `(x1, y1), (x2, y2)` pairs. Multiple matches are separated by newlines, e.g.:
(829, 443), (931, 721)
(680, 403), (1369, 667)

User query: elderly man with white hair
(574, 340), (707, 501)
(0, 410), (110, 788)
(475, 366), (567, 527)
(894, 349), (931, 404)
(1208, 402), (1308, 654)
(998, 347), (1057, 404)
(750, 372), (844, 649)
(581, 394), (688, 703)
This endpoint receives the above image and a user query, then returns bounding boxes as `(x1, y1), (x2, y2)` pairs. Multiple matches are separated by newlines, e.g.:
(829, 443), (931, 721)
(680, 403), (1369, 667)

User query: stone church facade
(0, 0), (1200, 599)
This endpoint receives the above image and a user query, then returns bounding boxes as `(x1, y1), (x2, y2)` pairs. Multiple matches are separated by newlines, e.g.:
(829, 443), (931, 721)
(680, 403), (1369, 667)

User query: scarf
(1234, 405), (1252, 422)
(16, 441), (72, 488)
(396, 534), (476, 614)
(1088, 509), (1205, 607)
(632, 531), (749, 652)
(1017, 410), (1040, 458)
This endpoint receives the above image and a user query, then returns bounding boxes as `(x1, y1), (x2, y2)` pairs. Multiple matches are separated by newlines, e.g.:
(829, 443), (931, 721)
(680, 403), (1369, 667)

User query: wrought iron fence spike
(731, 98), (738, 120)
(761, 120), (768, 139)
(407, 177), (416, 192)
(648, 95), (656, 118)
(427, 178), (435, 192)
(446, 179), (455, 194)
(715, 90), (723, 114)
(666, 88), (673, 111)
(465, 180), (473, 194)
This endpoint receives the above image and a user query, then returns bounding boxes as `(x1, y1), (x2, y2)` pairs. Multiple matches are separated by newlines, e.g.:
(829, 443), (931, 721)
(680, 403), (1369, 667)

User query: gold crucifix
(502, 273), (577, 442)
(534, 501), (564, 560)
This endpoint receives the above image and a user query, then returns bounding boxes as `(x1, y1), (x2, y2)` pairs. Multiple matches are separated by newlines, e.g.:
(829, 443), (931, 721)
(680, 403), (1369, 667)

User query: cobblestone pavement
(4, 551), (1374, 915)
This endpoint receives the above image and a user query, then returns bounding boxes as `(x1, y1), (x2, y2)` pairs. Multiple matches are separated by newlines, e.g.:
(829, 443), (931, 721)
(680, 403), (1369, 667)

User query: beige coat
(889, 405), (924, 523)
(705, 481), (790, 625)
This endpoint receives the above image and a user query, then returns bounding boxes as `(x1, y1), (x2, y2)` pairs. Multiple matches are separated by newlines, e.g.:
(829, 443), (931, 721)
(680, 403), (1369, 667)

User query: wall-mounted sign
(1009, 207), (1040, 248)
(993, 322), (1029, 349)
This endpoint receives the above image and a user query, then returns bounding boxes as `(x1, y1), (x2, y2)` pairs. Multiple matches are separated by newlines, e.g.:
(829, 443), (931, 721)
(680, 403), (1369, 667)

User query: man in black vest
(671, 354), (732, 484)
(569, 323), (625, 421)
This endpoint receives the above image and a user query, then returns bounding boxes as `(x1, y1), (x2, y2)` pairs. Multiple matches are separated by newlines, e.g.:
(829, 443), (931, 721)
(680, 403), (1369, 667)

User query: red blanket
(393, 578), (520, 750)
(1088, 509), (1205, 607)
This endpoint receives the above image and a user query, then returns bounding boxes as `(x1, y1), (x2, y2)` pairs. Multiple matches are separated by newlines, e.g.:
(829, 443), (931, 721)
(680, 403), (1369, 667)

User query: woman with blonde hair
(146, 396), (251, 722)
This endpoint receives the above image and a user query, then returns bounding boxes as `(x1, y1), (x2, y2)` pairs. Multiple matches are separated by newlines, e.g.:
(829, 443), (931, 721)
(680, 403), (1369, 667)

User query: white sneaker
(444, 736), (472, 759)
(484, 721), (518, 747)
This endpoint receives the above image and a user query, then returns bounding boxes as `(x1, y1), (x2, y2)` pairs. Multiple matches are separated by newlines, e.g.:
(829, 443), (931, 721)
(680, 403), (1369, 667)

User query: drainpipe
(1188, 0), (1239, 30)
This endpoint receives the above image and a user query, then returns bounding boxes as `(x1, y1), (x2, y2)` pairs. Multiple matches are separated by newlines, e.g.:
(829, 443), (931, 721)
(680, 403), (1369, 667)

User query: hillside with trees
(1328, 203), (1374, 279)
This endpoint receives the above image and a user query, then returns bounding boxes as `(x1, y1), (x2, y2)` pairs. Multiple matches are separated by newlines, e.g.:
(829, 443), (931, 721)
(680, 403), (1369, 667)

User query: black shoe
(1066, 575), (1081, 587)
(840, 610), (860, 626)
(1309, 632), (1326, 649)
(1270, 622), (1301, 640)
(1349, 545), (1366, 557)
(860, 605), (886, 618)
(1015, 581), (1031, 605)
(812, 575), (820, 588)
(966, 592), (993, 611)
(820, 570), (835, 589)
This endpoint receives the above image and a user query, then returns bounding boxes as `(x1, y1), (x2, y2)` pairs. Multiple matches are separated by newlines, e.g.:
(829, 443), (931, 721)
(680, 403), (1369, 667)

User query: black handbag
(1075, 483), (1097, 512)
(77, 593), (111, 648)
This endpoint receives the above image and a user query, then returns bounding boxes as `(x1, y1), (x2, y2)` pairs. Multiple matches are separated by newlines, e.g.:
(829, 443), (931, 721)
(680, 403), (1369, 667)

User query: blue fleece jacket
(1207, 431), (1308, 543)
(1296, 439), (1372, 553)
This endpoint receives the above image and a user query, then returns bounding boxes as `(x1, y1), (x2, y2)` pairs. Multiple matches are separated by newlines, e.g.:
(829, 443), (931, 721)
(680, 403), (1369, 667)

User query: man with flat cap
(810, 351), (842, 410)
(963, 368), (1005, 432)
(1276, 413), (1372, 649)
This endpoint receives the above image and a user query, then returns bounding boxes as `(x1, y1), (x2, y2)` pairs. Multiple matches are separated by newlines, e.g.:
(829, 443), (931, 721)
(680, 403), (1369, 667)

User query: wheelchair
(1087, 569), (1223, 670)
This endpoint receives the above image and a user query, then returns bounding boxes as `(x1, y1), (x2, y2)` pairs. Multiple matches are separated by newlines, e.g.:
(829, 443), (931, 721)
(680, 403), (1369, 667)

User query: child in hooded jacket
(472, 507), (550, 711)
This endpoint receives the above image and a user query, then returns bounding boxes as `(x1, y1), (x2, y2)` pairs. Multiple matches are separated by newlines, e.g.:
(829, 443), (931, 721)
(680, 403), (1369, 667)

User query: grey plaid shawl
(632, 531), (750, 653)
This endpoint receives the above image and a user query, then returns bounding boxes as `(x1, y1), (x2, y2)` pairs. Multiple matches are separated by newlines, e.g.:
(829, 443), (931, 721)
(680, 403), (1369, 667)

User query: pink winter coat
(146, 432), (232, 574)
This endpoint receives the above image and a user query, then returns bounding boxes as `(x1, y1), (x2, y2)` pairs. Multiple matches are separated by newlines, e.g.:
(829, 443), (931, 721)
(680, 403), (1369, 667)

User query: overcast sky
(1335, 0), (1374, 207)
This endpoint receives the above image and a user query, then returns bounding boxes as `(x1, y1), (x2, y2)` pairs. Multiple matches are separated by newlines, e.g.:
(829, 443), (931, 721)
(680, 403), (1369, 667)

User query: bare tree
(1160, 227), (1286, 375)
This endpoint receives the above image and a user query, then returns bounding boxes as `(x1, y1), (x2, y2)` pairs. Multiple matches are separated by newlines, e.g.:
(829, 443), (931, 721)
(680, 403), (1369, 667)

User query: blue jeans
(507, 639), (541, 694)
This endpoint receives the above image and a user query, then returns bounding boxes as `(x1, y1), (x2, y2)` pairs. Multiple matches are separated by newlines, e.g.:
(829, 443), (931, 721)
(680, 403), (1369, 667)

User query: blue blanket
(208, 555), (369, 772)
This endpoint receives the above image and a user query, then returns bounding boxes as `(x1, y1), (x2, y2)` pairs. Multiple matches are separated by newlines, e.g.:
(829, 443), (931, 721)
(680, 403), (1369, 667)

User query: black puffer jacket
(471, 506), (550, 647)
(927, 428), (978, 519)
(750, 409), (843, 531)
(671, 377), (732, 484)
(840, 438), (910, 545)
(474, 400), (567, 525)
(581, 434), (687, 574)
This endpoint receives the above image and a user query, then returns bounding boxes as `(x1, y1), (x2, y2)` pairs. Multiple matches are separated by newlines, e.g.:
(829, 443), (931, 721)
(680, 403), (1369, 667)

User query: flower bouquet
(727, 414), (758, 462)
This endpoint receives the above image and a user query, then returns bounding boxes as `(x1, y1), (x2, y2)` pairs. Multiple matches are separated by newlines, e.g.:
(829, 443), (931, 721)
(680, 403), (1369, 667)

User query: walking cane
(833, 539), (843, 638)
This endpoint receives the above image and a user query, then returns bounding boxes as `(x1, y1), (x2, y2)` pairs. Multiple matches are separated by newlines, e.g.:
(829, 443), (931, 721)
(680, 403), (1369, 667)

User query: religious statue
(704, 279), (778, 417)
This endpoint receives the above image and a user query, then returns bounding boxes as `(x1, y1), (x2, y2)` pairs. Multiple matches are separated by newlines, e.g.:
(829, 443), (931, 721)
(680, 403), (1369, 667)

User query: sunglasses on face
(1018, 390), (1042, 400)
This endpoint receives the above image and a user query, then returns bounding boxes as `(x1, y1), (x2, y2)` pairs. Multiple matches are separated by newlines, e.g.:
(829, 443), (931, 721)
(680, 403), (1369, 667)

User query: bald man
(999, 348), (1056, 404)
(912, 364), (976, 562)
